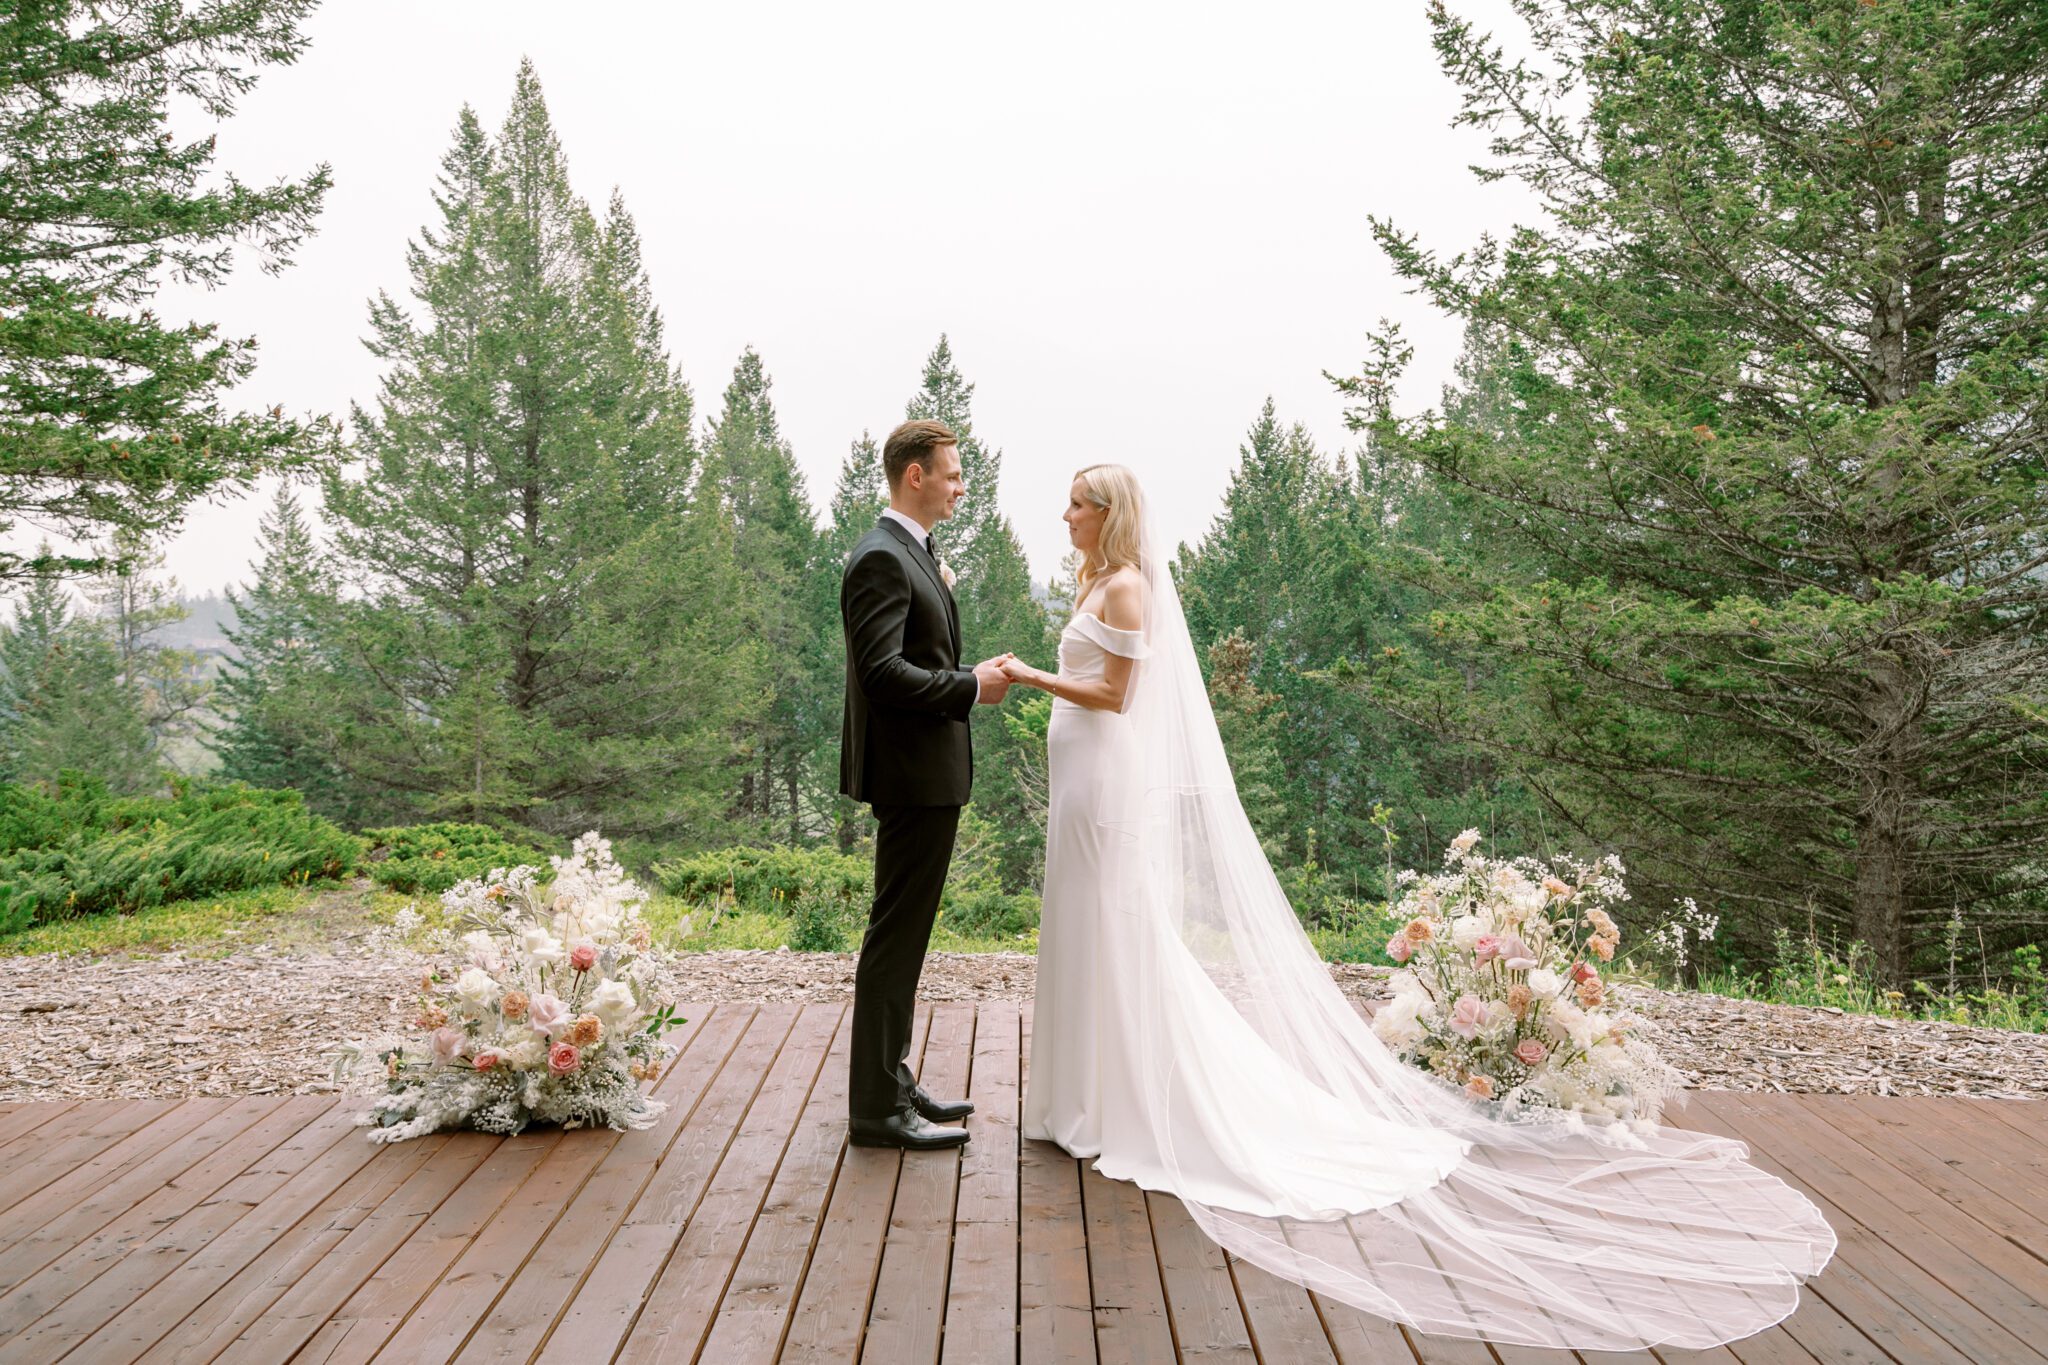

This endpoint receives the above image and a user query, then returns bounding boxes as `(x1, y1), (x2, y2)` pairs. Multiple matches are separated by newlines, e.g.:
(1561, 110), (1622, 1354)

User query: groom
(840, 418), (1014, 1149)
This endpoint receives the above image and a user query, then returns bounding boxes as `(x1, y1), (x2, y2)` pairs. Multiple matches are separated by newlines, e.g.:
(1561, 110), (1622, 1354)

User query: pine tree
(698, 348), (819, 841)
(315, 62), (759, 838)
(0, 0), (336, 582)
(83, 530), (208, 769)
(214, 485), (357, 814)
(904, 337), (1054, 888)
(1346, 0), (2048, 980)
(0, 555), (154, 791)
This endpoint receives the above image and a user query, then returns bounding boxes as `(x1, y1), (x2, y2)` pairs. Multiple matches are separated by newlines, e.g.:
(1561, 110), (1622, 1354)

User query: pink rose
(1514, 1038), (1548, 1067)
(527, 993), (569, 1036)
(1448, 993), (1489, 1040)
(1473, 934), (1502, 966)
(471, 1048), (504, 1071)
(1385, 934), (1412, 963)
(569, 942), (599, 973)
(1500, 934), (1537, 971)
(1570, 960), (1596, 985)
(430, 1027), (466, 1065)
(547, 1042), (581, 1076)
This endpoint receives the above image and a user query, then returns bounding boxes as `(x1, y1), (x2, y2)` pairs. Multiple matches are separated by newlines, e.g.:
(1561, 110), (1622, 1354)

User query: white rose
(521, 926), (564, 967)
(591, 979), (637, 1024)
(938, 558), (957, 588)
(505, 1027), (548, 1070)
(455, 967), (498, 1013)
(1450, 916), (1486, 950)
(1527, 968), (1563, 1000)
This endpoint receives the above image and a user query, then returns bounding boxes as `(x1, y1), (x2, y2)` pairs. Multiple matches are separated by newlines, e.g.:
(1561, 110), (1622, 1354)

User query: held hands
(974, 653), (1017, 704)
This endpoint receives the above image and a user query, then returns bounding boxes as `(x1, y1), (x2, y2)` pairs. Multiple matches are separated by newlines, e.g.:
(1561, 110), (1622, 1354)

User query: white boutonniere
(937, 558), (957, 589)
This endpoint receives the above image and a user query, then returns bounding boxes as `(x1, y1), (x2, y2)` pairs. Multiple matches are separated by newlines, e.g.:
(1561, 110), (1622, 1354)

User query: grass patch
(0, 880), (409, 957)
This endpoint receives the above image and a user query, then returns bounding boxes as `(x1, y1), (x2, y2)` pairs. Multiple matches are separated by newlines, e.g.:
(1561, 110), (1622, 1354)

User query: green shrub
(786, 890), (861, 952)
(653, 844), (871, 915)
(0, 776), (360, 929)
(938, 884), (1039, 938)
(360, 822), (559, 895)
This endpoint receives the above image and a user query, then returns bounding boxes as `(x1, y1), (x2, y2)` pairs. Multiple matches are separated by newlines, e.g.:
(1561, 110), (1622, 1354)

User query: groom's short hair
(882, 419), (958, 488)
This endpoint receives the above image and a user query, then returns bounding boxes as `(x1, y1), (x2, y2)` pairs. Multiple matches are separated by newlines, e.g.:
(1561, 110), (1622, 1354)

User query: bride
(993, 463), (1836, 1352)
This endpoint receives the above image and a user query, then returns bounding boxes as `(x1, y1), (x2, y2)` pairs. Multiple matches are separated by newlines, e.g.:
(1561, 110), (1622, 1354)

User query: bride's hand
(999, 656), (1036, 685)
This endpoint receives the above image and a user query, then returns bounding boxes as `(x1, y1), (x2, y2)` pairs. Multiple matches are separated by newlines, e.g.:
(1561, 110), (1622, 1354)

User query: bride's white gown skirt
(1017, 608), (1835, 1353)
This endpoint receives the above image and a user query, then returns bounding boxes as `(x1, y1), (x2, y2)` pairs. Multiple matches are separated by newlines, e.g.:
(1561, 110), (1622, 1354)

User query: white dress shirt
(881, 505), (935, 555)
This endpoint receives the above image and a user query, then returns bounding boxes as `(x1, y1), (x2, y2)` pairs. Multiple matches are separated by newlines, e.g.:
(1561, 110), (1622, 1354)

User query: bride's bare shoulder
(1101, 565), (1146, 630)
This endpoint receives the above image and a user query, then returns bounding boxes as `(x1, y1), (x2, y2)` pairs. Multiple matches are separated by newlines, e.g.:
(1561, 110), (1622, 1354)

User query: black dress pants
(849, 801), (961, 1121)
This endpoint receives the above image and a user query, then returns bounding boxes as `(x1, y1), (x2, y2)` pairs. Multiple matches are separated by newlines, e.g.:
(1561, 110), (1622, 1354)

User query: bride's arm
(1008, 574), (1144, 712)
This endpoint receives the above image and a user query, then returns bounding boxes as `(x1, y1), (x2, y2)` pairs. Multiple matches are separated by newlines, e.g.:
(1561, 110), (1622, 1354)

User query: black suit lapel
(879, 516), (962, 659)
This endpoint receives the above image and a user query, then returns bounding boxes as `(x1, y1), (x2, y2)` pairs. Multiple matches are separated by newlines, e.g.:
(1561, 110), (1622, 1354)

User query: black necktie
(924, 534), (935, 557)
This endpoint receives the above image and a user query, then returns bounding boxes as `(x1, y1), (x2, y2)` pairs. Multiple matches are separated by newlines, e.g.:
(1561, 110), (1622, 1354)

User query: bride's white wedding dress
(1019, 511), (1836, 1352)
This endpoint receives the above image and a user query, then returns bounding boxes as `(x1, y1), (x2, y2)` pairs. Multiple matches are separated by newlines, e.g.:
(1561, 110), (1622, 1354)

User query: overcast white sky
(139, 0), (1534, 594)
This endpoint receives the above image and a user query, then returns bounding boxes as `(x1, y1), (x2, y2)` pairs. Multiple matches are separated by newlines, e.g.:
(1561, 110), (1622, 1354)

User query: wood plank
(1018, 1001), (1096, 1365)
(203, 1129), (502, 1363)
(1683, 1094), (2042, 1365)
(778, 1003), (936, 1363)
(591, 1002), (842, 1364)
(1225, 1255), (1341, 1365)
(0, 1100), (214, 1250)
(863, 1000), (979, 1364)
(942, 999), (1021, 1365)
(696, 1003), (857, 1362)
(0, 1096), (360, 1365)
(0, 1095), (335, 1344)
(286, 1127), (564, 1364)
(1145, 1191), (1254, 1361)
(0, 1098), (79, 1149)
(366, 1007), (713, 1363)
(449, 1002), (766, 1363)
(1081, 1162), (1176, 1363)
(1708, 1091), (2048, 1333)
(1796, 1095), (2048, 1254)
(116, 1131), (451, 1365)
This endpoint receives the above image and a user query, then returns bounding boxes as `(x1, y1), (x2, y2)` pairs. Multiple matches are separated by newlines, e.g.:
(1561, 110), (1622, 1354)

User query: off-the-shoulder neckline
(1066, 610), (1141, 634)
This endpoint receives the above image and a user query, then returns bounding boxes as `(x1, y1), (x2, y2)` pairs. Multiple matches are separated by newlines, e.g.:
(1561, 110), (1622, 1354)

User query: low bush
(360, 822), (559, 895)
(0, 776), (360, 931)
(653, 844), (870, 915)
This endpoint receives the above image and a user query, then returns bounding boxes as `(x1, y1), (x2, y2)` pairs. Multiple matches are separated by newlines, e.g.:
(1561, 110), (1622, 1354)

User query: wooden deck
(0, 1000), (2042, 1365)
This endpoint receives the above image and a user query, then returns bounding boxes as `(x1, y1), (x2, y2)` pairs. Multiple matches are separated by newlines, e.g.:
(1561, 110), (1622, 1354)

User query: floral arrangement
(331, 832), (680, 1144)
(1370, 829), (1685, 1127)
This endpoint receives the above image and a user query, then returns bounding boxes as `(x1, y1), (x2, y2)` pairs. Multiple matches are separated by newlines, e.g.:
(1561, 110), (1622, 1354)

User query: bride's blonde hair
(1073, 463), (1145, 601)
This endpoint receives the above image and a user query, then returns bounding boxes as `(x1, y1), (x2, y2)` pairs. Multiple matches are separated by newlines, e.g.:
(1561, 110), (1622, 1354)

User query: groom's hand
(974, 654), (1015, 704)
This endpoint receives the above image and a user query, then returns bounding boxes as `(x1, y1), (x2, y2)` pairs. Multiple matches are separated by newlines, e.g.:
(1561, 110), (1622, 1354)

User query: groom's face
(918, 442), (965, 522)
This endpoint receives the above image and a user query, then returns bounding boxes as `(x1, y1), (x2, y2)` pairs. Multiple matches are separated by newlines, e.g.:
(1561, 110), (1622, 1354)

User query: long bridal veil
(1094, 504), (1836, 1352)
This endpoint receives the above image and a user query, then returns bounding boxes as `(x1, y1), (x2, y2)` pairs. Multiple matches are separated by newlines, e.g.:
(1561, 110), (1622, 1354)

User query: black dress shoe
(908, 1083), (974, 1123)
(848, 1111), (971, 1150)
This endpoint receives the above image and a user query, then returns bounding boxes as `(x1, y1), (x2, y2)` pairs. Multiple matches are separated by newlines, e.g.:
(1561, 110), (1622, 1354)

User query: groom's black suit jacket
(840, 515), (978, 806)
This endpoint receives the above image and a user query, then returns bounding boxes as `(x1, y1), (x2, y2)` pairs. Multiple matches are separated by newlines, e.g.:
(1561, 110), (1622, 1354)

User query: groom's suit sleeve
(844, 549), (980, 722)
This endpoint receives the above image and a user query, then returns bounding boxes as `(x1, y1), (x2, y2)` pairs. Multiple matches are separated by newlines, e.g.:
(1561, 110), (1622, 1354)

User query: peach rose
(1465, 1075), (1495, 1100)
(547, 1042), (581, 1076)
(500, 990), (530, 1021)
(1506, 983), (1533, 1019)
(569, 1014), (603, 1047)
(1576, 976), (1606, 1007)
(1542, 875), (1572, 899)
(414, 1003), (449, 1030)
(1589, 935), (1616, 962)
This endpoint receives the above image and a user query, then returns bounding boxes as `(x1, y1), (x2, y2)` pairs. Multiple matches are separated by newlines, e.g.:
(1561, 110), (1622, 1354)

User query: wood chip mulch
(3, 948), (2042, 1103)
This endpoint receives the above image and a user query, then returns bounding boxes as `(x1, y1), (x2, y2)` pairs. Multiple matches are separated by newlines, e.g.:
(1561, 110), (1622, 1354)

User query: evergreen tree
(83, 530), (208, 768)
(697, 348), (819, 841)
(315, 62), (759, 838)
(904, 337), (1054, 888)
(213, 485), (358, 815)
(1346, 0), (2048, 980)
(0, 556), (154, 791)
(0, 0), (336, 581)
